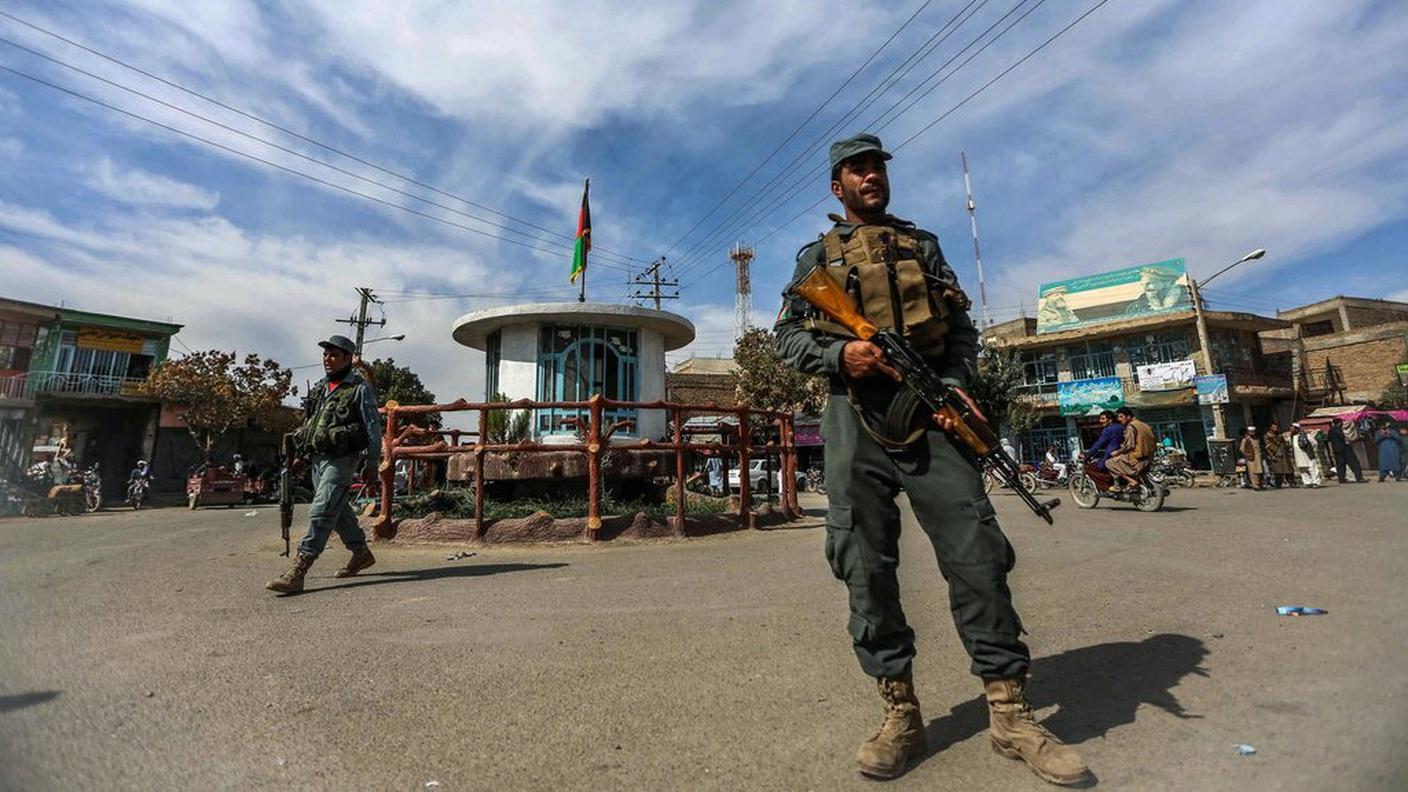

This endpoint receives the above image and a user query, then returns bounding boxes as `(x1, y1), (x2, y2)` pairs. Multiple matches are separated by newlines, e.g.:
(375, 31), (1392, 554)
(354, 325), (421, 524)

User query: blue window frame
(536, 325), (639, 435)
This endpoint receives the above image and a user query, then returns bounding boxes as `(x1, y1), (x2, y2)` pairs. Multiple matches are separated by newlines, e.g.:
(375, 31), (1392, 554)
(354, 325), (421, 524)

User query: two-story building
(1260, 296), (1408, 405)
(0, 296), (182, 490)
(985, 261), (1291, 470)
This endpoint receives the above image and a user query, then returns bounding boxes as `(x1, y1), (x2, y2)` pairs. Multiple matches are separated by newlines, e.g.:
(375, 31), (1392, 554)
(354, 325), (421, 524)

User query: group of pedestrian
(1238, 418), (1407, 489)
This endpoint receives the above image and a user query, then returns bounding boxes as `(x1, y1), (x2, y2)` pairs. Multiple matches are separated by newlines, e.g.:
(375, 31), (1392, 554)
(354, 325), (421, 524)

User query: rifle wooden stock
(794, 267), (877, 341)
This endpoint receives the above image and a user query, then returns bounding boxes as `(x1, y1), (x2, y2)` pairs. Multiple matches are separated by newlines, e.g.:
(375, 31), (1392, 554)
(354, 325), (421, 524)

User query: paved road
(2, 482), (1406, 791)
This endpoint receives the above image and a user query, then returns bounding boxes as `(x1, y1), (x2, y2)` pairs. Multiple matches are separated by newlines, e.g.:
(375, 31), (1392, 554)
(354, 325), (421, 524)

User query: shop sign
(1194, 374), (1229, 404)
(1136, 359), (1197, 391)
(1057, 376), (1124, 416)
(77, 327), (146, 353)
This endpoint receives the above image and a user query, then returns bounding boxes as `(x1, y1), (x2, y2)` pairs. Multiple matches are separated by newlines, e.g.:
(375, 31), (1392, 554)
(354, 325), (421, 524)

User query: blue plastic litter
(1276, 606), (1328, 616)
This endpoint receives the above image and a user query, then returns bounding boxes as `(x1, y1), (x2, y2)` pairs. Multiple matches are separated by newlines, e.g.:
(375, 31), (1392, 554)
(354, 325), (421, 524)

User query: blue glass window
(536, 325), (639, 435)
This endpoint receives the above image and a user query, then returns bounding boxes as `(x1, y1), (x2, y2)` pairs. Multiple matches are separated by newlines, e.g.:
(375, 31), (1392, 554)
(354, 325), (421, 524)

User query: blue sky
(2, 0), (1406, 408)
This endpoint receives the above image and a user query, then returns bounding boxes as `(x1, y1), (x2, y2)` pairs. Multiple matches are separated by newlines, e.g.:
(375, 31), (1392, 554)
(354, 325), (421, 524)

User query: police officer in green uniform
(266, 335), (382, 594)
(774, 134), (1089, 785)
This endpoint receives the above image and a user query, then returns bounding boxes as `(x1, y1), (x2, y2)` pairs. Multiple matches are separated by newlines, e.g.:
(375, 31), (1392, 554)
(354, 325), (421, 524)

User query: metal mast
(961, 151), (992, 328)
(730, 243), (755, 339)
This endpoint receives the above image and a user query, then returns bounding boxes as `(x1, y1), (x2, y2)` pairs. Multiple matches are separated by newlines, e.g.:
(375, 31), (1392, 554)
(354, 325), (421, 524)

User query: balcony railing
(0, 371), (149, 398)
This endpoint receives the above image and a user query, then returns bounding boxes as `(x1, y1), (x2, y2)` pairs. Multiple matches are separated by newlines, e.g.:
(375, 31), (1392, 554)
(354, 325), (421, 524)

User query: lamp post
(361, 334), (406, 349)
(1190, 249), (1265, 439)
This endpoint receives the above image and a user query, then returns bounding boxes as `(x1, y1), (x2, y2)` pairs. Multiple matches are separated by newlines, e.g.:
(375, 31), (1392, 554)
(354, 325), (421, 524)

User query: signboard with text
(77, 327), (146, 354)
(1194, 374), (1229, 404)
(1136, 359), (1198, 391)
(1036, 258), (1191, 334)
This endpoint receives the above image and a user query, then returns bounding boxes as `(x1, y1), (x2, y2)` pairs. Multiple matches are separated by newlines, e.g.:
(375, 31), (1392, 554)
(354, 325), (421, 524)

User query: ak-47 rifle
(278, 432), (303, 556)
(791, 266), (1060, 524)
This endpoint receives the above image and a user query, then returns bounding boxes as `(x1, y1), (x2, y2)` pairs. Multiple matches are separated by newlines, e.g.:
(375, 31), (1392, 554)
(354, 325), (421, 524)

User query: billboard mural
(1036, 259), (1192, 334)
(1058, 376), (1124, 416)
(1194, 374), (1229, 405)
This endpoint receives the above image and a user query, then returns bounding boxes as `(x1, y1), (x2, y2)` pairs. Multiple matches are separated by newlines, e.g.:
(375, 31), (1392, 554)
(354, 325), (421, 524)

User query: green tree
(365, 357), (441, 429)
(732, 327), (829, 416)
(968, 345), (1039, 436)
(482, 392), (531, 444)
(142, 350), (296, 462)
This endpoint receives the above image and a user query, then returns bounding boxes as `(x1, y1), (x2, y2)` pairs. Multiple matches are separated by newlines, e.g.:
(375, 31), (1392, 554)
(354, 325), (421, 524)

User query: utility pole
(1190, 249), (1266, 440)
(961, 151), (993, 328)
(631, 257), (679, 310)
(337, 287), (386, 357)
(730, 243), (755, 340)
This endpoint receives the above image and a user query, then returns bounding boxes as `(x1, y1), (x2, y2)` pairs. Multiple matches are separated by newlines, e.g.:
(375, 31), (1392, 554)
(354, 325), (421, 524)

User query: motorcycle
(1068, 454), (1168, 512)
(1031, 459), (1073, 490)
(19, 461), (99, 516)
(126, 477), (151, 510)
(983, 462), (1037, 494)
(804, 466), (827, 496)
(1150, 448), (1196, 488)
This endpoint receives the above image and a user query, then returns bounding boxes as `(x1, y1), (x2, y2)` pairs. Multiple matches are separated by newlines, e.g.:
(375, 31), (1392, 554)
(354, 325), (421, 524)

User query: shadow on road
(921, 634), (1208, 763)
(0, 690), (61, 713)
(289, 562), (569, 596)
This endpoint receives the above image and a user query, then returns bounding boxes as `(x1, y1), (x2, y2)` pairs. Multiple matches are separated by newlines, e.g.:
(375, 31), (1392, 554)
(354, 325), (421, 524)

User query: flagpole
(578, 178), (589, 303)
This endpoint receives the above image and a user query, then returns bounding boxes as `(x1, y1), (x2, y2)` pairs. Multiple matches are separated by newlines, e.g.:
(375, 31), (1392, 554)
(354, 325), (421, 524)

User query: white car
(726, 459), (805, 493)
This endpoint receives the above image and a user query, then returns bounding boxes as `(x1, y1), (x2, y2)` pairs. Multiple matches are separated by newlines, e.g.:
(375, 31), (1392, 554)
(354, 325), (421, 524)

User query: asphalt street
(2, 482), (1406, 791)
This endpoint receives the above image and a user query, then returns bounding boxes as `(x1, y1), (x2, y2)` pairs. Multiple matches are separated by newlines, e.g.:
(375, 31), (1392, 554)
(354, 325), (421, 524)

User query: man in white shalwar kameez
(1289, 423), (1323, 488)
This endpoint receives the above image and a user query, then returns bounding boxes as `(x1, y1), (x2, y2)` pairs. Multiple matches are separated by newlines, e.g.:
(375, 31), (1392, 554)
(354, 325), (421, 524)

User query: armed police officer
(774, 134), (1089, 785)
(266, 335), (382, 594)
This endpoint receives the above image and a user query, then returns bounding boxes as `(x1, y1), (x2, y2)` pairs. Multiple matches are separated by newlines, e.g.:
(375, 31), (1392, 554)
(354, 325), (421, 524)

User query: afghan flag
(570, 179), (591, 283)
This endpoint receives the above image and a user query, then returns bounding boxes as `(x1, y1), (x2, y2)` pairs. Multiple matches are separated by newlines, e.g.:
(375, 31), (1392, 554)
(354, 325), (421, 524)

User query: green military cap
(829, 132), (892, 172)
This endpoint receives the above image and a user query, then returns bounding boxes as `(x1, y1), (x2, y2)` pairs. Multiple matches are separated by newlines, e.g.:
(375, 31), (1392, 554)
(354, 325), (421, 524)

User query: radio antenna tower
(730, 243), (755, 339)
(961, 151), (993, 328)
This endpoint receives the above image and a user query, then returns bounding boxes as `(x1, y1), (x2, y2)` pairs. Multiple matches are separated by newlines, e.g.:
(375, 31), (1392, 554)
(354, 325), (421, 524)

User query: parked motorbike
(1068, 454), (1168, 512)
(804, 466), (827, 496)
(19, 461), (96, 516)
(1150, 448), (1196, 488)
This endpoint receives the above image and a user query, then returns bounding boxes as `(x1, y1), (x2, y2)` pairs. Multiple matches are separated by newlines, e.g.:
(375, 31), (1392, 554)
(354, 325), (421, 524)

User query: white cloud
(85, 159), (220, 210)
(0, 201), (570, 425)
(301, 0), (888, 132)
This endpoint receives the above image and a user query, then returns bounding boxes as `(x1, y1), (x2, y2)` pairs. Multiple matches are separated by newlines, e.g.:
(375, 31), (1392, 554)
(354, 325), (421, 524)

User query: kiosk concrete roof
(453, 302), (696, 351)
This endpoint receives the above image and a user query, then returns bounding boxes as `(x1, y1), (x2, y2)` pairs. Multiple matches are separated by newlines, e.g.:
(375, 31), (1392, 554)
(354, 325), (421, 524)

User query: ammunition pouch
(300, 381), (369, 458)
(805, 222), (970, 447)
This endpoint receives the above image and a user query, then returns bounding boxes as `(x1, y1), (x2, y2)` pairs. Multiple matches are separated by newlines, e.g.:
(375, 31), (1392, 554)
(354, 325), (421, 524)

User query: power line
(673, 0), (1009, 278)
(675, 0), (1038, 278)
(0, 7), (645, 265)
(661, 0), (939, 259)
(670, 0), (994, 276)
(682, 0), (1109, 288)
(0, 34), (635, 268)
(0, 62), (634, 271)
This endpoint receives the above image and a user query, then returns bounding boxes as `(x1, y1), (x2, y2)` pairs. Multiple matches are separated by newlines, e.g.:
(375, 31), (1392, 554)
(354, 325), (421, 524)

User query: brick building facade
(1260, 296), (1408, 405)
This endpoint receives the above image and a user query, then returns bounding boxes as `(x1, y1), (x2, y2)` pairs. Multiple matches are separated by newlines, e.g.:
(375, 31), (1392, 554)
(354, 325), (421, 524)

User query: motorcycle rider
(127, 460), (152, 504)
(1044, 445), (1068, 482)
(1106, 407), (1156, 493)
(1086, 410), (1124, 473)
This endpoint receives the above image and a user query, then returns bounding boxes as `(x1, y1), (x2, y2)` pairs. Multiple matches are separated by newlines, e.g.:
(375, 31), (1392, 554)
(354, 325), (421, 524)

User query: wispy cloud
(85, 158), (220, 210)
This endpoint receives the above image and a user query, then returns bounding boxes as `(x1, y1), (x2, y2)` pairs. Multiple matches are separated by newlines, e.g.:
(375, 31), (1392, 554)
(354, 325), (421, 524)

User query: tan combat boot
(856, 669), (927, 779)
(334, 547), (375, 578)
(265, 554), (315, 593)
(985, 677), (1090, 786)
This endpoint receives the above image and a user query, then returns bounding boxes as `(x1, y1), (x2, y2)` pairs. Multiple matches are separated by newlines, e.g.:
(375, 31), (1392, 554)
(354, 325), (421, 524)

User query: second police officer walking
(267, 334), (383, 594)
(774, 133), (1090, 785)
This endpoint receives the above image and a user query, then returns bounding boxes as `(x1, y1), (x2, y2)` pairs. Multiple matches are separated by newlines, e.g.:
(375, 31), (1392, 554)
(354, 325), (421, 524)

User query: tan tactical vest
(805, 216), (973, 448)
(803, 217), (965, 357)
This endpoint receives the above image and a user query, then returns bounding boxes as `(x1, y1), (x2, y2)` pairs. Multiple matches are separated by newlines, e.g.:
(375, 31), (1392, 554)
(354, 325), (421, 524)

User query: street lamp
(1189, 249), (1267, 439)
(362, 334), (406, 347)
